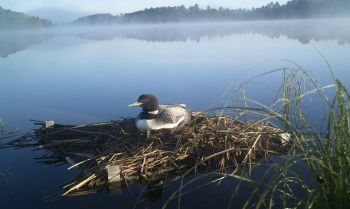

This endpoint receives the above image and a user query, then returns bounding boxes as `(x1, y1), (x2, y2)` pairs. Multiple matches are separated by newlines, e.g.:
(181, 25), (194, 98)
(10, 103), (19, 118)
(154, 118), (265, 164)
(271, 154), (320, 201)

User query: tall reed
(230, 68), (350, 208)
(163, 66), (349, 209)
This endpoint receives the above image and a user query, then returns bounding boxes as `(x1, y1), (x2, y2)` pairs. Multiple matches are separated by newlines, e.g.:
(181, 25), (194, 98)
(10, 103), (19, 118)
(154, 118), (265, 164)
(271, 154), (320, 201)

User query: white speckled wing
(135, 104), (192, 130)
(157, 104), (191, 126)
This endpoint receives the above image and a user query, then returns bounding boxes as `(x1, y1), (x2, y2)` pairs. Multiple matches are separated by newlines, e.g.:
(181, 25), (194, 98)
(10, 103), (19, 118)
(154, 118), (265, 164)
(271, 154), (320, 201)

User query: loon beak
(128, 101), (142, 107)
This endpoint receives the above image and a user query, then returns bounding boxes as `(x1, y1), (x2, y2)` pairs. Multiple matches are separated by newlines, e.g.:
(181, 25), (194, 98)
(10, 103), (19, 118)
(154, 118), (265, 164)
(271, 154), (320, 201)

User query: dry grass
(17, 112), (290, 196)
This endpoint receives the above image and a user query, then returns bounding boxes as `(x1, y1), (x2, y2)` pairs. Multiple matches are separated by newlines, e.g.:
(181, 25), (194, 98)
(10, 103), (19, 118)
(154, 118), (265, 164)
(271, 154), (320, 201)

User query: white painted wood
(107, 165), (121, 183)
(107, 165), (122, 196)
(44, 120), (55, 128)
(279, 133), (291, 145)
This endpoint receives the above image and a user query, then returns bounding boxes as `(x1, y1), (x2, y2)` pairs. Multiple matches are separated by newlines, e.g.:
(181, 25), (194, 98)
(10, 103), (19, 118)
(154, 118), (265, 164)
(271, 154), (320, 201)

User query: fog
(1, 16), (350, 209)
(0, 18), (349, 58)
(73, 19), (350, 44)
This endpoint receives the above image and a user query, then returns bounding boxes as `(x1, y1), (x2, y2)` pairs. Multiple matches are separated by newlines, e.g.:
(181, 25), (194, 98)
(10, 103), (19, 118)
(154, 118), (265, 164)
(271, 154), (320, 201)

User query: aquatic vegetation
(2, 113), (289, 197)
(1, 64), (348, 208)
(158, 65), (349, 208)
(213, 67), (350, 209)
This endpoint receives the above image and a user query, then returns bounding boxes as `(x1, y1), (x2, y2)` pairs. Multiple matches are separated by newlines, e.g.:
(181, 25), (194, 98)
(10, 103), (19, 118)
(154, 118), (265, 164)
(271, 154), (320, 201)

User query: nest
(9, 113), (290, 196)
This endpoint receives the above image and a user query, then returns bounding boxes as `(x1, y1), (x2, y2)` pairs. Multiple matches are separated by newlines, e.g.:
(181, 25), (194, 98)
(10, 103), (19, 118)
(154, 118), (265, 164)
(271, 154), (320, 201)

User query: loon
(128, 94), (191, 130)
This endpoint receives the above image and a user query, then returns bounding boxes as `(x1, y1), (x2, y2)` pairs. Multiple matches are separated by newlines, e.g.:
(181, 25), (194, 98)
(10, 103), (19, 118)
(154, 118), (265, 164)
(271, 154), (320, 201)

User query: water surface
(1, 19), (350, 209)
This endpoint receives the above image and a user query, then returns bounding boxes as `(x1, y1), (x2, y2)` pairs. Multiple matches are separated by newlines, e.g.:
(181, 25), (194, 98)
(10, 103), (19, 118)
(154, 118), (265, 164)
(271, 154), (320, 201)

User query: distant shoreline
(1, 17), (349, 32)
(1, 0), (350, 30)
(73, 2), (350, 26)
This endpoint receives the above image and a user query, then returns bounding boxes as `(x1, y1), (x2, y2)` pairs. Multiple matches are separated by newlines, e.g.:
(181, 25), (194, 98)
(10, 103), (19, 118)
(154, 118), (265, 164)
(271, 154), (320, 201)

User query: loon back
(158, 104), (191, 125)
(128, 94), (192, 130)
(136, 104), (191, 130)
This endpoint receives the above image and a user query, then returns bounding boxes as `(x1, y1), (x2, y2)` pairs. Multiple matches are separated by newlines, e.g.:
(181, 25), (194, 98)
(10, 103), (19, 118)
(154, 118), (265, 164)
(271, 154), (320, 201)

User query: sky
(0, 0), (289, 14)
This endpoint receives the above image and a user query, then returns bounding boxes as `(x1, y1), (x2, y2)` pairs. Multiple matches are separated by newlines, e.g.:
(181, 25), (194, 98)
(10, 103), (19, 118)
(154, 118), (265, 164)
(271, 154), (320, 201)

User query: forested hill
(251, 0), (350, 19)
(0, 7), (52, 29)
(74, 0), (350, 24)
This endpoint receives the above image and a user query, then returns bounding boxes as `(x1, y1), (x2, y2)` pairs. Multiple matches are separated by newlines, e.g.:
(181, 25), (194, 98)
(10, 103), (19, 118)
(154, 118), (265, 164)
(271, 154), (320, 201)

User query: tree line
(123, 0), (350, 22)
(0, 6), (52, 29)
(74, 0), (350, 24)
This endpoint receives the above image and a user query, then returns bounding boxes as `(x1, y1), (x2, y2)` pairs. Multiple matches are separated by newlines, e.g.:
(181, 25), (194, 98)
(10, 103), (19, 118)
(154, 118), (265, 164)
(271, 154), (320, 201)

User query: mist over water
(1, 19), (350, 56)
(1, 19), (350, 208)
(74, 19), (350, 44)
(1, 19), (349, 135)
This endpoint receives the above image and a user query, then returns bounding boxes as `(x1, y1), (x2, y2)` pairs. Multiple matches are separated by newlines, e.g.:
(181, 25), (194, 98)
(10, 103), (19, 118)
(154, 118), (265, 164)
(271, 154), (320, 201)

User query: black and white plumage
(128, 94), (191, 130)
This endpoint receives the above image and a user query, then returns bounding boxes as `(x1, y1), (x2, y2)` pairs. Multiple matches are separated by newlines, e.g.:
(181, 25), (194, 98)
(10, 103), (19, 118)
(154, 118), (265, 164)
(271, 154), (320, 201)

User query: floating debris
(2, 113), (291, 196)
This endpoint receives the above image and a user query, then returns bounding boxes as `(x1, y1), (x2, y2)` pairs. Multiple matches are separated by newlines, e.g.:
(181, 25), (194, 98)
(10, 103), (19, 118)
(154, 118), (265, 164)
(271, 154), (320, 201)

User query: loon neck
(142, 106), (158, 113)
(147, 109), (159, 114)
(139, 108), (159, 120)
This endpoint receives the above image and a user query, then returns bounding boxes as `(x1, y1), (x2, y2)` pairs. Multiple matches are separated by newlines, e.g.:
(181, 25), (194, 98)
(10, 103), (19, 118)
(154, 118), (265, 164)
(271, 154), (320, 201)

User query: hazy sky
(1, 0), (289, 13)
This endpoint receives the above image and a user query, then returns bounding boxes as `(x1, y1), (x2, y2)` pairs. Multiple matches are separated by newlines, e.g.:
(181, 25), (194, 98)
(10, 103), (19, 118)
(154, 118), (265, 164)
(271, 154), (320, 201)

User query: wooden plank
(279, 133), (291, 145)
(107, 165), (122, 196)
(107, 165), (121, 183)
(65, 157), (76, 166)
(45, 120), (55, 128)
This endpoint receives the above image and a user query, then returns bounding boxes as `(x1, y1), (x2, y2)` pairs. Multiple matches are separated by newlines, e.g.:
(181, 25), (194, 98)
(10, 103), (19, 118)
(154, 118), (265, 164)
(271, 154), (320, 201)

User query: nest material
(32, 113), (289, 196)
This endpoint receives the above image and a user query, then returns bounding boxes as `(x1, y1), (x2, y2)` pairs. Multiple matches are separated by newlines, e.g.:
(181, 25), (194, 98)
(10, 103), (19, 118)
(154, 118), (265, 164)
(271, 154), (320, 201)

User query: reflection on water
(0, 18), (350, 209)
(0, 33), (52, 58)
(77, 19), (350, 44)
(0, 18), (349, 57)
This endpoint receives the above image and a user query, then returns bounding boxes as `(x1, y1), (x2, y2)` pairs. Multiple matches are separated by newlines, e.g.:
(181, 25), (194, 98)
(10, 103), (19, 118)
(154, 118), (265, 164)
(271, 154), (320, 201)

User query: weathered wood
(279, 133), (291, 145)
(65, 157), (75, 166)
(44, 120), (55, 128)
(6, 114), (292, 196)
(107, 165), (121, 183)
(107, 165), (122, 195)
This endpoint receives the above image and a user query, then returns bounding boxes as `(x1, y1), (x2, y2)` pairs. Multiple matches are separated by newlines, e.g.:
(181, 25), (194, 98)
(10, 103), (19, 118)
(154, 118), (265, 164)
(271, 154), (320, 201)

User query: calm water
(1, 19), (350, 208)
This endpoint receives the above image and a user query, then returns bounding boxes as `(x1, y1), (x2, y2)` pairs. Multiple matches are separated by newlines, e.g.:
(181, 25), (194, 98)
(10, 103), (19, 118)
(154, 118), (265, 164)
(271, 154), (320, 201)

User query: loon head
(128, 94), (159, 113)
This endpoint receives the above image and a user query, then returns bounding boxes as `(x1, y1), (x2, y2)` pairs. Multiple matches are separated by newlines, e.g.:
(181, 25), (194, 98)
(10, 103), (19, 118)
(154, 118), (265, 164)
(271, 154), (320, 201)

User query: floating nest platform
(6, 113), (291, 196)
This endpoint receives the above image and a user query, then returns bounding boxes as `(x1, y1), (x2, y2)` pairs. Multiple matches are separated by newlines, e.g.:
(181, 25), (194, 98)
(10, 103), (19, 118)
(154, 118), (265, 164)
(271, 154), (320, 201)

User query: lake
(0, 18), (350, 208)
